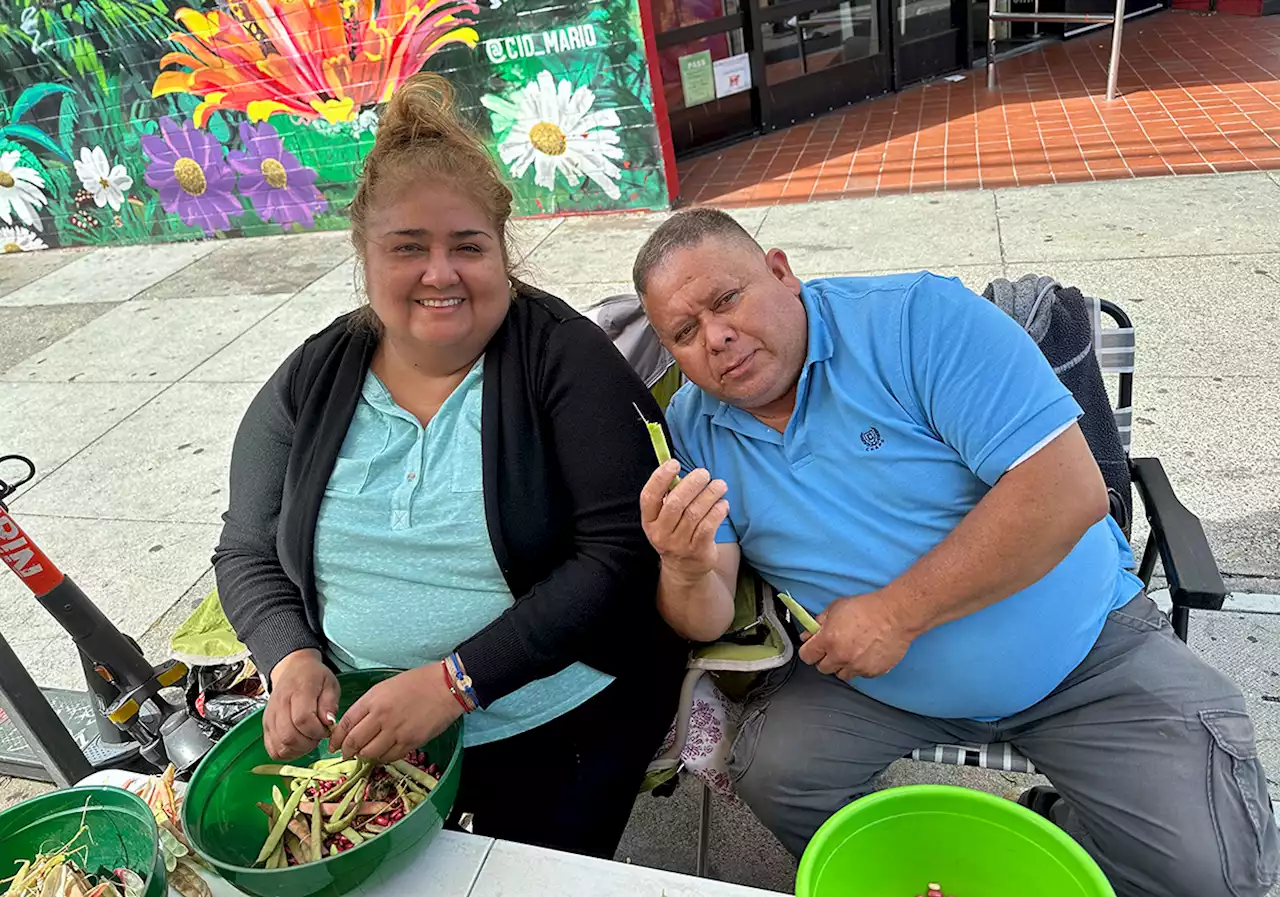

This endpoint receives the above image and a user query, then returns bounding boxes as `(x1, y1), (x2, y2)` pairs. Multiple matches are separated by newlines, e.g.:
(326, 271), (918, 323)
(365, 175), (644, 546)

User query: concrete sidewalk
(2, 170), (1279, 892)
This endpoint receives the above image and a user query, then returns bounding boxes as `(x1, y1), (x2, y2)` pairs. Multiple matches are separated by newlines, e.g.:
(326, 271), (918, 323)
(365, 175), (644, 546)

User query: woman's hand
(328, 664), (463, 764)
(265, 648), (340, 760)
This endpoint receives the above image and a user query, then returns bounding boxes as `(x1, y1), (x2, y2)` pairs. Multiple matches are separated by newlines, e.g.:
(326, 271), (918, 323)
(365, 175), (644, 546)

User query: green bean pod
(310, 796), (323, 862)
(778, 591), (820, 634)
(390, 759), (438, 791)
(254, 782), (306, 865)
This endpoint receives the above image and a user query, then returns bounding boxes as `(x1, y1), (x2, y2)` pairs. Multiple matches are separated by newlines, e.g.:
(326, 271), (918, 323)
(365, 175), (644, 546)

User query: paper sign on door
(678, 50), (716, 107)
(713, 53), (752, 98)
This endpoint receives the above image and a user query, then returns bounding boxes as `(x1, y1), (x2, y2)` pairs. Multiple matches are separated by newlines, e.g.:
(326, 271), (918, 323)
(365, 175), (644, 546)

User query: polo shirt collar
(708, 284), (833, 441)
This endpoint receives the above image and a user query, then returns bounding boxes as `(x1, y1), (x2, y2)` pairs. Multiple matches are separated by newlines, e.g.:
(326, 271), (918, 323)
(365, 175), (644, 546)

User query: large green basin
(797, 785), (1116, 897)
(182, 669), (463, 897)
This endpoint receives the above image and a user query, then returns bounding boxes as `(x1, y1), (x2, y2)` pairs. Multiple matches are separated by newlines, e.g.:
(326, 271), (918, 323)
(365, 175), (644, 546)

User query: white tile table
(192, 831), (786, 897)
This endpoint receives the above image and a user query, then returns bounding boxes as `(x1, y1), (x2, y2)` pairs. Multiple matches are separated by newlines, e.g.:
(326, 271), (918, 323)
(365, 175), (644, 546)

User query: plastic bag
(169, 590), (250, 667)
(185, 659), (265, 736)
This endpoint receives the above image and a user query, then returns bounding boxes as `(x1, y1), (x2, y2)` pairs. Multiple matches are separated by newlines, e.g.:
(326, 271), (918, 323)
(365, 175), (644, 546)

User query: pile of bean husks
(251, 750), (439, 868)
(1, 823), (144, 897)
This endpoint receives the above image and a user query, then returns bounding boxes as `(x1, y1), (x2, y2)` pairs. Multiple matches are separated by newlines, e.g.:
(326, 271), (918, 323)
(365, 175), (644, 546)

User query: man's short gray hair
(632, 208), (761, 298)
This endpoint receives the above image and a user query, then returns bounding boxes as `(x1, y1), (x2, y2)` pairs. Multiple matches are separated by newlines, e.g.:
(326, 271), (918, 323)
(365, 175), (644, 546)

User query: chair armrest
(1130, 457), (1226, 611)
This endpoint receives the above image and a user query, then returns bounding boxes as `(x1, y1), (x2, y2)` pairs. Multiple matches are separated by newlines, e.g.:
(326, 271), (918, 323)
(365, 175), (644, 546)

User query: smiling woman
(212, 72), (687, 860)
(347, 77), (518, 388)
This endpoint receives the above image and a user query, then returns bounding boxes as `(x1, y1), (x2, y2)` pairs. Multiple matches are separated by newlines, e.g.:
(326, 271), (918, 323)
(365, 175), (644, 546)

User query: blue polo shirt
(666, 273), (1144, 721)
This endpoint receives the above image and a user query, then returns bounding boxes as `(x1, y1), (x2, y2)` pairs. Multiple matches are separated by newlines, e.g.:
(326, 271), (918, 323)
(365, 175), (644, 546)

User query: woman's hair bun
(377, 72), (467, 147)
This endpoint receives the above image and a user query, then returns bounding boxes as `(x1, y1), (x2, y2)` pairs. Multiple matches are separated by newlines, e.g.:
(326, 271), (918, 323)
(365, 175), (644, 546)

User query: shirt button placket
(393, 428), (424, 530)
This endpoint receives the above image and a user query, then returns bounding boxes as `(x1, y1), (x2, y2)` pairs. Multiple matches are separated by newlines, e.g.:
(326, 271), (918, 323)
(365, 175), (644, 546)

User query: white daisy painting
(74, 146), (135, 212)
(0, 149), (49, 231)
(481, 71), (625, 201)
(0, 225), (47, 253)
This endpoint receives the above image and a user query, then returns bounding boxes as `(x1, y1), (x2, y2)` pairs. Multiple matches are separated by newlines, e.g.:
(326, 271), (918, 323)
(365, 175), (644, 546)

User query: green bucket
(0, 786), (166, 897)
(182, 669), (464, 897)
(797, 785), (1116, 897)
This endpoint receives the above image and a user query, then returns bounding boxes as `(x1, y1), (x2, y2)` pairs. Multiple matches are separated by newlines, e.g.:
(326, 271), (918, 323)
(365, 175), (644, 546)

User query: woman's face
(363, 182), (511, 363)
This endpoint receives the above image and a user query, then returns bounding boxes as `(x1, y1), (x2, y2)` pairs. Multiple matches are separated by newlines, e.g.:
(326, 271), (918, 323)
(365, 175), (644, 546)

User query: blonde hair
(349, 73), (516, 328)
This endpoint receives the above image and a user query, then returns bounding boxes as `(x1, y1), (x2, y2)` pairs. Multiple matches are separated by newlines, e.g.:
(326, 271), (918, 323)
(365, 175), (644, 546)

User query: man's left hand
(328, 664), (464, 764)
(797, 591), (917, 680)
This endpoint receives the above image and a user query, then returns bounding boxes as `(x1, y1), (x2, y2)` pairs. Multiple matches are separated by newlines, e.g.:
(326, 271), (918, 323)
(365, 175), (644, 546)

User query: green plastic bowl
(182, 669), (464, 897)
(0, 785), (166, 897)
(797, 785), (1116, 897)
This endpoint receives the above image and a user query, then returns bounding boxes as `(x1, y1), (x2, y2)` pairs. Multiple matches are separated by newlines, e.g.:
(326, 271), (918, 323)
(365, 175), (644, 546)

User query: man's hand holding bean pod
(639, 461), (730, 580)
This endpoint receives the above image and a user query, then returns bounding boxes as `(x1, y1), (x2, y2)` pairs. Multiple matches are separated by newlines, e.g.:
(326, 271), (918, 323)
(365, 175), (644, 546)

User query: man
(634, 208), (1278, 897)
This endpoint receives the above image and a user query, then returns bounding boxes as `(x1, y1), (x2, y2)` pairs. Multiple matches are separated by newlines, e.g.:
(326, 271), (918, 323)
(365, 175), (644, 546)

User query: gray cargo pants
(730, 595), (1279, 897)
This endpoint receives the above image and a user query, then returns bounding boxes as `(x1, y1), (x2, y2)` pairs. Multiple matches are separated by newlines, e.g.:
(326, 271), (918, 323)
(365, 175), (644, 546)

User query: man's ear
(765, 247), (803, 293)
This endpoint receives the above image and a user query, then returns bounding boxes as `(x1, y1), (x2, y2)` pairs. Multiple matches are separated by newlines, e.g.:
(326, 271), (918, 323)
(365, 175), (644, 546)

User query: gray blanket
(984, 274), (1132, 532)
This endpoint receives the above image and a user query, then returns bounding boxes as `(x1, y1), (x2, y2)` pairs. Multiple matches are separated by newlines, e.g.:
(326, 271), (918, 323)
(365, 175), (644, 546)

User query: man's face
(644, 236), (808, 412)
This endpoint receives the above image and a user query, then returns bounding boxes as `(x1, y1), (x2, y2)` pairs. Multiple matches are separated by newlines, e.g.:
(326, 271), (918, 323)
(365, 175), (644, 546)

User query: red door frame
(637, 0), (682, 205)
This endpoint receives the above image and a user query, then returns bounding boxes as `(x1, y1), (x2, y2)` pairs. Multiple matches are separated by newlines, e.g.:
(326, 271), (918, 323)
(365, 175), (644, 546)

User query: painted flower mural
(481, 71), (625, 201)
(142, 118), (241, 235)
(0, 0), (668, 251)
(1, 225), (47, 252)
(0, 147), (49, 230)
(228, 122), (326, 228)
(74, 146), (135, 212)
(153, 0), (482, 125)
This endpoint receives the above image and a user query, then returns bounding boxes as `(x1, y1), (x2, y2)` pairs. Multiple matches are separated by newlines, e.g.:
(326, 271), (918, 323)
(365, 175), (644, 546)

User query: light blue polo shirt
(313, 360), (613, 747)
(666, 273), (1144, 721)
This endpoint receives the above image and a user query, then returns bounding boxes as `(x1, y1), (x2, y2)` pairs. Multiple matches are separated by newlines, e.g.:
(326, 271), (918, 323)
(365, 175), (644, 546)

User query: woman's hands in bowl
(329, 664), (464, 764)
(265, 648), (340, 760)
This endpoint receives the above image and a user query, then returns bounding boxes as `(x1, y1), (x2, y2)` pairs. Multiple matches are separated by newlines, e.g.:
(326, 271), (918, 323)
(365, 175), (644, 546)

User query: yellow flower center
(528, 122), (567, 157)
(99, 176), (111, 190)
(0, 172), (14, 189)
(261, 158), (288, 189)
(173, 157), (207, 196)
(3, 242), (21, 253)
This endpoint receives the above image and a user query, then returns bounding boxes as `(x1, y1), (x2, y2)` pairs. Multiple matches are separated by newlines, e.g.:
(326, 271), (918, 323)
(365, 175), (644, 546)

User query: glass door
(652, 0), (760, 154)
(889, 0), (969, 87)
(750, 0), (893, 129)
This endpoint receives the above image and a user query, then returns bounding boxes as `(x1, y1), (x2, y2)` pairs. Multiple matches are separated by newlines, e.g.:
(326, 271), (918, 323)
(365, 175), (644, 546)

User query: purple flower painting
(228, 122), (326, 228)
(142, 119), (240, 236)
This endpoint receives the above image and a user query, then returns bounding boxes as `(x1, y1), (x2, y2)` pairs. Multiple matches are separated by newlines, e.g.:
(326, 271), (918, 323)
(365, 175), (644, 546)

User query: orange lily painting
(153, 0), (482, 125)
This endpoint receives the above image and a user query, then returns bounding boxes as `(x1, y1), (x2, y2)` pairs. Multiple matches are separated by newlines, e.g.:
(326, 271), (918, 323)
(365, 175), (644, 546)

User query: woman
(213, 73), (686, 859)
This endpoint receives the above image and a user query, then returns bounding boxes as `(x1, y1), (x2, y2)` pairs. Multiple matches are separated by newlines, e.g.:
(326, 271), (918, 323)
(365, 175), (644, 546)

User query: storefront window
(651, 0), (741, 32)
(896, 0), (954, 42)
(764, 0), (878, 84)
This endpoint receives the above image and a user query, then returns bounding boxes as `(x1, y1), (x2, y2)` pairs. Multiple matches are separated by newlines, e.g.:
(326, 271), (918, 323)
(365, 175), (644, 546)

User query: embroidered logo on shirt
(860, 426), (884, 451)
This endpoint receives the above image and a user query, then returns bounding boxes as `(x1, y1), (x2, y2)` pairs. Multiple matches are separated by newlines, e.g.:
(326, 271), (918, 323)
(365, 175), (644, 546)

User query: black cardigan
(213, 285), (687, 706)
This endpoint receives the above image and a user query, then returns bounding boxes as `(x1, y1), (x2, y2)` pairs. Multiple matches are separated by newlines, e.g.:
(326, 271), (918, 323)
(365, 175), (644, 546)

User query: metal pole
(1105, 0), (1125, 100)
(987, 0), (998, 89)
(0, 630), (93, 786)
(695, 780), (712, 877)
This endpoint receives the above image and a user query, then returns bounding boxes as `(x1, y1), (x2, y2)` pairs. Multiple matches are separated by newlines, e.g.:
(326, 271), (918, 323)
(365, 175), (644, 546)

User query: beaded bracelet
(442, 660), (473, 713)
(443, 653), (479, 713)
(447, 653), (480, 709)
